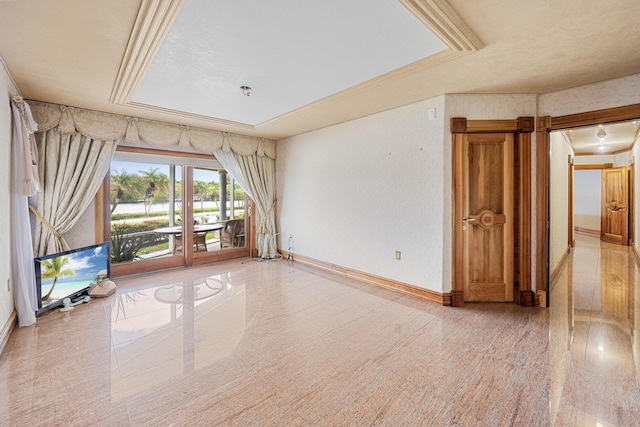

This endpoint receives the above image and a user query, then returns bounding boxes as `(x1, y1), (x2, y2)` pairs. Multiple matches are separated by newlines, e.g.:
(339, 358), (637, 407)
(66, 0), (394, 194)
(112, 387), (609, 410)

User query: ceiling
(560, 121), (640, 156)
(2, 0), (640, 140)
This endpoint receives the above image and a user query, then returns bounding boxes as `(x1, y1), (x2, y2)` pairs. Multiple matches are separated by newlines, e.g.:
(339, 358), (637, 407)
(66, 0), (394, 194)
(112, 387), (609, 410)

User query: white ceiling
(561, 121), (640, 156)
(2, 0), (640, 139)
(132, 0), (447, 126)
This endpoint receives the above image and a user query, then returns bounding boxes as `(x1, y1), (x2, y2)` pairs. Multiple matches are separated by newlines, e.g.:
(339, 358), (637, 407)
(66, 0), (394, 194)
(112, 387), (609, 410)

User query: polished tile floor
(550, 233), (640, 425)
(0, 234), (636, 425)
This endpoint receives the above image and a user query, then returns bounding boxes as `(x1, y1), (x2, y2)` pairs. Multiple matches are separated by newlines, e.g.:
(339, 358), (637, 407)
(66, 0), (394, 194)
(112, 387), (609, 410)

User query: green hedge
(111, 206), (224, 221)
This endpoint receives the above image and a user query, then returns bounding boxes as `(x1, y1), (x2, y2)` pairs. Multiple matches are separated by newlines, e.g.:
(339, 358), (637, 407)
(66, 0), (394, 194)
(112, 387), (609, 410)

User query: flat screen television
(35, 242), (111, 315)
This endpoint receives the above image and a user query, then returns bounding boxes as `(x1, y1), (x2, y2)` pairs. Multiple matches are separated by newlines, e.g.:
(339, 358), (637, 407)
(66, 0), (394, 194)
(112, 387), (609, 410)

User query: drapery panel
(33, 130), (117, 256)
(10, 98), (39, 326)
(238, 154), (277, 258)
(214, 148), (278, 258)
(29, 100), (276, 158)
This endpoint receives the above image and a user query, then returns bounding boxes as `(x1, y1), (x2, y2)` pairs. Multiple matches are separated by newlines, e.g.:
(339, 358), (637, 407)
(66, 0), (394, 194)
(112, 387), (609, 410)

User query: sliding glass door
(107, 149), (251, 277)
(189, 168), (247, 257)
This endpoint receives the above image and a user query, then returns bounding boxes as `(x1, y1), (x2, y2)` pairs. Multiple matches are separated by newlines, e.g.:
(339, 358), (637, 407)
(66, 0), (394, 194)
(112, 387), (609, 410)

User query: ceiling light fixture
(596, 127), (607, 141)
(240, 85), (252, 96)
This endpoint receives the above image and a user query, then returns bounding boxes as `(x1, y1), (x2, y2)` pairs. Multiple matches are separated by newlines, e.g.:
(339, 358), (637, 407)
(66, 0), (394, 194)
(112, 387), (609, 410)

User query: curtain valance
(28, 100), (277, 159)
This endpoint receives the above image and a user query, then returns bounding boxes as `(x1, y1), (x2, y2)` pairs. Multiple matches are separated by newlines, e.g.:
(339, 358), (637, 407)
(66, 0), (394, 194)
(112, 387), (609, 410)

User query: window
(105, 148), (250, 277)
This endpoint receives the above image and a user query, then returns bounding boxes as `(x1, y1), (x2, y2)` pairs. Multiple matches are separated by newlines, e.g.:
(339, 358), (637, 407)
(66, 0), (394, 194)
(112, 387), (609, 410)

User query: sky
(39, 244), (109, 283)
(111, 160), (220, 183)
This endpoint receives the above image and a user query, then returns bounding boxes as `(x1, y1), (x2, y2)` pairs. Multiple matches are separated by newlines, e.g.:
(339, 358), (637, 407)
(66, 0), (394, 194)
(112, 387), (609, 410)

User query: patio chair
(221, 219), (245, 248)
(173, 233), (183, 255)
(194, 231), (208, 252)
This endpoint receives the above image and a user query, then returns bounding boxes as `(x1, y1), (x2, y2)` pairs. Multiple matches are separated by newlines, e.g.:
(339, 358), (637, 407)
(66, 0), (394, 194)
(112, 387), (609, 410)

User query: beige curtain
(11, 98), (39, 326)
(29, 101), (277, 158)
(237, 154), (277, 259)
(33, 129), (117, 256)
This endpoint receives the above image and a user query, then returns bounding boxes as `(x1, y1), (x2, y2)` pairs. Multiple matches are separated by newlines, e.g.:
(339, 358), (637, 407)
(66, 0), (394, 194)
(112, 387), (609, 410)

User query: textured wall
(277, 96), (447, 292)
(633, 139), (640, 249)
(574, 155), (614, 165)
(549, 132), (573, 273)
(0, 60), (19, 332)
(538, 73), (640, 116)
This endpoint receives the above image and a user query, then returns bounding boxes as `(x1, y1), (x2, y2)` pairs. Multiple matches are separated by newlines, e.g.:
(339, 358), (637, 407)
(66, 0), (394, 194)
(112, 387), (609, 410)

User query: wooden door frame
(451, 117), (534, 307)
(568, 155), (574, 248)
(536, 102), (640, 300)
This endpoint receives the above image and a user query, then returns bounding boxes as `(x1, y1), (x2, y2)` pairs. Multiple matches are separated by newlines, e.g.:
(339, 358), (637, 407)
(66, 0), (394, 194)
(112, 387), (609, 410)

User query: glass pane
(192, 168), (246, 252)
(109, 159), (183, 263)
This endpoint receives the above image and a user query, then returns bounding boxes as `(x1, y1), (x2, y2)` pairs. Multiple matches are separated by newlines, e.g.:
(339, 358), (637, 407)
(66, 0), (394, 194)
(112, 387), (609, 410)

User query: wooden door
(601, 167), (629, 245)
(461, 133), (514, 302)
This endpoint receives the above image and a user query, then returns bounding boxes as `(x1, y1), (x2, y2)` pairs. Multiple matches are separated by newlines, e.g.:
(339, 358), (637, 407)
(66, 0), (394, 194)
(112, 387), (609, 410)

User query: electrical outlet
(395, 251), (401, 261)
(6, 278), (10, 292)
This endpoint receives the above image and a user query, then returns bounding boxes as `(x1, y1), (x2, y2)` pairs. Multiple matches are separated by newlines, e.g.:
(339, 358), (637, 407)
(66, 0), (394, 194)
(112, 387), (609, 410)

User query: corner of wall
(0, 55), (19, 337)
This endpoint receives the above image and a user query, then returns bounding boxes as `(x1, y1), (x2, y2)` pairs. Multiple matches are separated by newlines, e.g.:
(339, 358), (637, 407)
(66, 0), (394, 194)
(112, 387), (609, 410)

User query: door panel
(462, 133), (514, 302)
(601, 166), (629, 245)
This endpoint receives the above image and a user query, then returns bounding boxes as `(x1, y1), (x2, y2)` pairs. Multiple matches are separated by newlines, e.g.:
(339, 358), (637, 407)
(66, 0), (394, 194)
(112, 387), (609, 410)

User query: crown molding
(400, 0), (484, 51)
(256, 49), (462, 132)
(110, 0), (184, 105)
(109, 0), (483, 137)
(126, 101), (257, 132)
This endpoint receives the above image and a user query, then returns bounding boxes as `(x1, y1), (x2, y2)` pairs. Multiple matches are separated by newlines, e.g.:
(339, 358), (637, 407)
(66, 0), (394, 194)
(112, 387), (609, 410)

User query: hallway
(550, 232), (640, 425)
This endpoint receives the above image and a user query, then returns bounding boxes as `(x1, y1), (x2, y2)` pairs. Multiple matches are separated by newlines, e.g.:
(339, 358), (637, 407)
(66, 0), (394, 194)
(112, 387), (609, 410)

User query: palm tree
(110, 169), (141, 214)
(233, 184), (245, 208)
(41, 256), (76, 301)
(193, 180), (208, 212)
(139, 167), (169, 215)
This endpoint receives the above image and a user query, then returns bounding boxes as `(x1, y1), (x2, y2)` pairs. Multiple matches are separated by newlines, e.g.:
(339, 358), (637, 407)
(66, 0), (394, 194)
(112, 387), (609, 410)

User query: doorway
(574, 163), (632, 247)
(451, 117), (534, 307)
(537, 104), (640, 303)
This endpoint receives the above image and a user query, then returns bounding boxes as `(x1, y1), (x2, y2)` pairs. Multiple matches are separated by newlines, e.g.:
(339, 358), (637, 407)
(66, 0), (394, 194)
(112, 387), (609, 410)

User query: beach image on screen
(39, 244), (109, 307)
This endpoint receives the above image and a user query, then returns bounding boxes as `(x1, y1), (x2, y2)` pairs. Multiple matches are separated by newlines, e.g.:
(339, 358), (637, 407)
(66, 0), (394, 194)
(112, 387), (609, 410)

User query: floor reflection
(109, 272), (246, 400)
(550, 233), (640, 425)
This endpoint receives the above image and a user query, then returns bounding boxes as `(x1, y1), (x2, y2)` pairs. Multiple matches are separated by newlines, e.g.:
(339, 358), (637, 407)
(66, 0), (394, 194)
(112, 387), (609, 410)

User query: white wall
(574, 155), (614, 165)
(614, 151), (632, 167)
(538, 73), (640, 116)
(574, 169), (601, 232)
(574, 153), (629, 167)
(549, 132), (573, 273)
(0, 59), (20, 334)
(277, 93), (538, 294)
(633, 139), (640, 247)
(277, 96), (447, 293)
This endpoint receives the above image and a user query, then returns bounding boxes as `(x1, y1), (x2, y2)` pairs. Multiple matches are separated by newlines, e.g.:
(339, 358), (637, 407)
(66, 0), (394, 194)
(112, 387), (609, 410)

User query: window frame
(98, 146), (253, 278)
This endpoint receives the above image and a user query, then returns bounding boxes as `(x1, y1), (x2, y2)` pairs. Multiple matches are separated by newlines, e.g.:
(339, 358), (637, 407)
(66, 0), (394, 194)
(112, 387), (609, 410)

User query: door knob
(462, 217), (477, 222)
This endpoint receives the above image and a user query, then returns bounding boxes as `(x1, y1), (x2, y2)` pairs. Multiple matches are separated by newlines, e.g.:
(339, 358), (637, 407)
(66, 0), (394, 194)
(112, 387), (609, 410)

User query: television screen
(35, 242), (110, 315)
